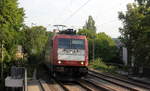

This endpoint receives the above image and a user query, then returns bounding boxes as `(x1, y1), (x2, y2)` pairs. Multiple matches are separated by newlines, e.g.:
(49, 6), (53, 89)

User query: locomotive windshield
(58, 38), (84, 49)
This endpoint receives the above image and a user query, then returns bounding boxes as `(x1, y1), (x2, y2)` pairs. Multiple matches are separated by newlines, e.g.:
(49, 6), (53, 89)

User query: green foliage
(78, 16), (118, 62)
(89, 58), (118, 72)
(118, 0), (150, 66)
(83, 15), (96, 34)
(78, 29), (95, 38)
(0, 0), (24, 60)
(18, 25), (49, 77)
(94, 33), (117, 61)
(87, 32), (117, 61)
(22, 26), (48, 61)
(0, 0), (49, 81)
(0, 0), (24, 88)
(0, 0), (24, 40)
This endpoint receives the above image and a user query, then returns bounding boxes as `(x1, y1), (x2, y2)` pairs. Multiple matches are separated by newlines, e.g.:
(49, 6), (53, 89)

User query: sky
(18, 0), (134, 38)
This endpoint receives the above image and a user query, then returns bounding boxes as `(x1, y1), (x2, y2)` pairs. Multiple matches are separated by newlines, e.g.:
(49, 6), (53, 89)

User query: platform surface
(28, 80), (42, 91)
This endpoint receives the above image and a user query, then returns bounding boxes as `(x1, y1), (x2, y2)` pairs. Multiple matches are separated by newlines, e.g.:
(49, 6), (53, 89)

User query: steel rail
(81, 79), (117, 91)
(89, 70), (150, 89)
(39, 80), (46, 91)
(53, 78), (70, 91)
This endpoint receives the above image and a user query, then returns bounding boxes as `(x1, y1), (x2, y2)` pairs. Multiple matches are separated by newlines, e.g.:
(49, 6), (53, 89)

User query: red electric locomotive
(44, 29), (88, 79)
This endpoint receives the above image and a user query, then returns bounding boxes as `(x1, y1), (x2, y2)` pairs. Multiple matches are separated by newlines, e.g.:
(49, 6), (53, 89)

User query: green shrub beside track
(89, 58), (118, 73)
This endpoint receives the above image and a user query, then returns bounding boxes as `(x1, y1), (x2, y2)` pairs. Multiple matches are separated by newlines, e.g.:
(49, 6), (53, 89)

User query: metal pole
(25, 68), (27, 91)
(92, 39), (95, 61)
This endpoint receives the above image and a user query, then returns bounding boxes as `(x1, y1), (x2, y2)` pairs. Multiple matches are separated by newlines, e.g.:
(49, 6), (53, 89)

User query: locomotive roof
(52, 34), (87, 40)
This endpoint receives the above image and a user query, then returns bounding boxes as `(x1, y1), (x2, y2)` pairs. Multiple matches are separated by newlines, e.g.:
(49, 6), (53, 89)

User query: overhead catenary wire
(62, 0), (91, 24)
(52, 0), (128, 32)
(51, 0), (71, 25)
(61, 0), (120, 29)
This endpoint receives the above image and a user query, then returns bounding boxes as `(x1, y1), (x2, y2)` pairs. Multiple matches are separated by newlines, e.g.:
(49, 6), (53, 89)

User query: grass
(88, 58), (118, 73)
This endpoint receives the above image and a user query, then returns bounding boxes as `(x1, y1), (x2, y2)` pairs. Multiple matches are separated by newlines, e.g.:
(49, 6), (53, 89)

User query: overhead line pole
(93, 38), (95, 62)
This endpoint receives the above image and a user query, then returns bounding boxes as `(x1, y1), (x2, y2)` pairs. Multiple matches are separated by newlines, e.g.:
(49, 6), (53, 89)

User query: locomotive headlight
(81, 62), (84, 65)
(58, 61), (61, 64)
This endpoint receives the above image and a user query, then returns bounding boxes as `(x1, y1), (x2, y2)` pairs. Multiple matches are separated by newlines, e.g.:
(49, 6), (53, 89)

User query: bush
(89, 58), (118, 72)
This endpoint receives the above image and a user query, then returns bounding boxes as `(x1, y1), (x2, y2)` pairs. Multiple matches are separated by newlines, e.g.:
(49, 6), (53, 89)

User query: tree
(22, 26), (49, 78)
(83, 16), (96, 34)
(118, 0), (150, 68)
(20, 26), (49, 78)
(0, 0), (24, 60)
(78, 16), (96, 61)
(78, 28), (95, 39)
(94, 33), (117, 61)
(78, 29), (117, 61)
(0, 0), (24, 88)
(22, 26), (48, 62)
(78, 16), (117, 62)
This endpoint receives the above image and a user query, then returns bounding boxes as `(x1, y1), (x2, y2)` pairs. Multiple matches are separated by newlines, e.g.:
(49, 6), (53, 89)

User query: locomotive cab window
(58, 38), (84, 49)
(71, 39), (84, 49)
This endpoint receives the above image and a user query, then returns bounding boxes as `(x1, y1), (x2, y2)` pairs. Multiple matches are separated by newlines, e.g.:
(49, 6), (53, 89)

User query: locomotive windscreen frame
(58, 38), (85, 49)
(57, 38), (85, 61)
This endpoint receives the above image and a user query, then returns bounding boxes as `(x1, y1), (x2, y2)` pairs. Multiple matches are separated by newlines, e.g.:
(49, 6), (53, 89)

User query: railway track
(37, 65), (94, 91)
(38, 78), (70, 91)
(78, 79), (117, 91)
(54, 78), (94, 91)
(88, 70), (150, 91)
(53, 77), (119, 91)
(37, 64), (150, 91)
(39, 80), (48, 91)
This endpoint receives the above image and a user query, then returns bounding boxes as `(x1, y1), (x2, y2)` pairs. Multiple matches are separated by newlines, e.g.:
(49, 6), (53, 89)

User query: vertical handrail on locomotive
(45, 28), (88, 78)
